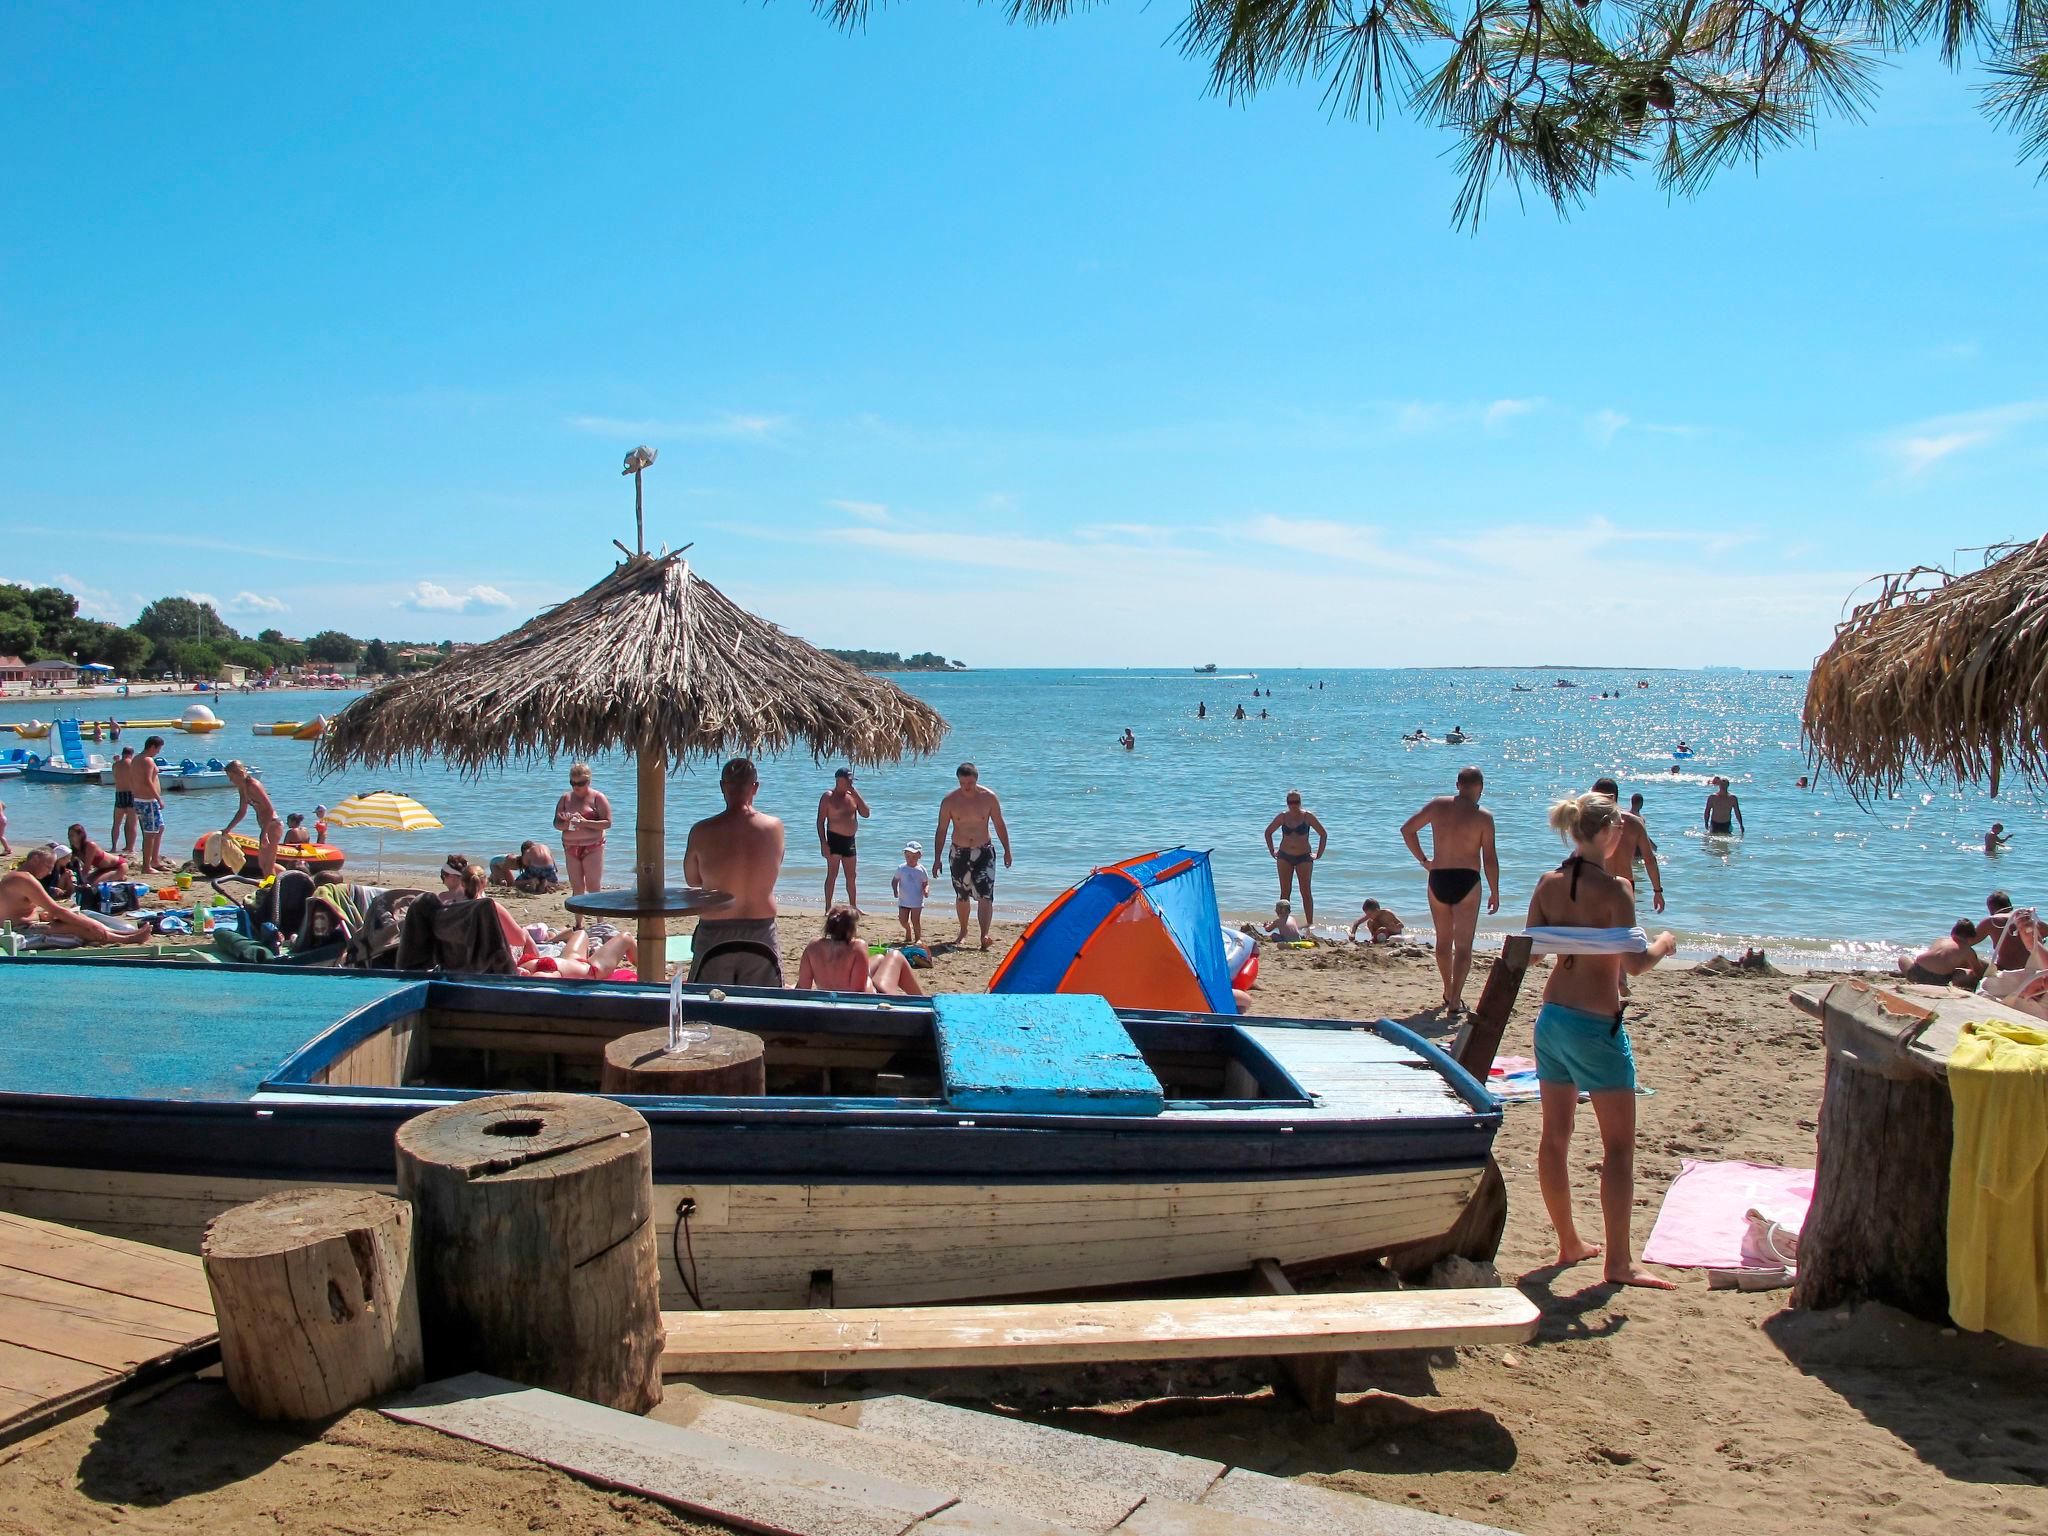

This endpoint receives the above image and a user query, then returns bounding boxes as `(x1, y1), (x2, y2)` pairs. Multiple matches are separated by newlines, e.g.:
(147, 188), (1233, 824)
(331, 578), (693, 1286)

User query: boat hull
(0, 1153), (1479, 1310)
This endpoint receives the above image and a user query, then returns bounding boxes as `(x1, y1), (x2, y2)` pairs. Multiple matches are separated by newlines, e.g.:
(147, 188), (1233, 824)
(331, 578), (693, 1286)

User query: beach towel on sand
(1642, 1159), (1814, 1269)
(1948, 1019), (2048, 1347)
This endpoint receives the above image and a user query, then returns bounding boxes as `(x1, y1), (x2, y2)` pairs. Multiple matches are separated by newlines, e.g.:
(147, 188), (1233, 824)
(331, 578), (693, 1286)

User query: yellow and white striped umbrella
(325, 791), (443, 832)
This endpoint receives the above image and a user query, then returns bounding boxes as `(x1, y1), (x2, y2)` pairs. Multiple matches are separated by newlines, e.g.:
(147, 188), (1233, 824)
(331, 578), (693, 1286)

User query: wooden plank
(1455, 936), (1531, 1080)
(1251, 1259), (1339, 1423)
(384, 1372), (956, 1536)
(0, 1210), (213, 1313)
(661, 1288), (1538, 1374)
(0, 1336), (108, 1400)
(0, 1267), (212, 1343)
(1200, 1468), (1515, 1535)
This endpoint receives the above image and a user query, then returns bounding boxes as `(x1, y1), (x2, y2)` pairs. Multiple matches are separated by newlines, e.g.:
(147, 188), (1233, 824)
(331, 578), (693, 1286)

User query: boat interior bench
(659, 1286), (1540, 1377)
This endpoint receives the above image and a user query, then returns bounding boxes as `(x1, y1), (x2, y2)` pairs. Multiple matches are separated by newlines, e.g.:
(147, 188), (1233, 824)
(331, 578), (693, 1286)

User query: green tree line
(0, 583), (457, 682)
(825, 649), (966, 672)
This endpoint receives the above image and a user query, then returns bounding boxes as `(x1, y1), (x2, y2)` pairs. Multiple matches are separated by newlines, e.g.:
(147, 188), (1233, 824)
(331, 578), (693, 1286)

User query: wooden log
(201, 1188), (421, 1422)
(395, 1093), (664, 1413)
(600, 1025), (766, 1097)
(1792, 1044), (1953, 1320)
(635, 747), (666, 980)
(1384, 936), (1528, 1281)
(1251, 1258), (1338, 1422)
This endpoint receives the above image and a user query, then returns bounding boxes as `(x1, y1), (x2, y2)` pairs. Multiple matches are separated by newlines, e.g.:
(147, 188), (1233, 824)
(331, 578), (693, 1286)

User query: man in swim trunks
(131, 737), (170, 873)
(1527, 791), (1678, 1289)
(684, 757), (788, 985)
(1, 851), (147, 945)
(1703, 778), (1744, 836)
(1399, 766), (1500, 1016)
(109, 747), (137, 855)
(1898, 919), (1985, 988)
(816, 767), (871, 913)
(1592, 777), (1664, 913)
(221, 760), (285, 878)
(933, 761), (1011, 950)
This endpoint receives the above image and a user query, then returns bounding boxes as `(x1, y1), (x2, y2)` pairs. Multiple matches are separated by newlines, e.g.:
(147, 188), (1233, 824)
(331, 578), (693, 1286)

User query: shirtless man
(1898, 919), (1985, 988)
(683, 758), (787, 983)
(109, 747), (137, 855)
(1977, 891), (2032, 970)
(1, 850), (146, 945)
(816, 768), (870, 913)
(1399, 766), (1500, 1015)
(1704, 778), (1744, 836)
(1592, 777), (1664, 913)
(131, 737), (169, 873)
(933, 762), (1011, 950)
(221, 761), (283, 877)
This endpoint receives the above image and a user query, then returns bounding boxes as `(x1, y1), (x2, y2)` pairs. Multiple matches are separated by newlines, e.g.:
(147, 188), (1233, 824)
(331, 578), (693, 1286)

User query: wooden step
(662, 1287), (1540, 1374)
(1198, 1468), (1513, 1535)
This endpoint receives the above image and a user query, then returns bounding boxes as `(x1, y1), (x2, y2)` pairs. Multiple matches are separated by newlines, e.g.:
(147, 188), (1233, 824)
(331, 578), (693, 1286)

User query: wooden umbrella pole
(635, 743), (666, 979)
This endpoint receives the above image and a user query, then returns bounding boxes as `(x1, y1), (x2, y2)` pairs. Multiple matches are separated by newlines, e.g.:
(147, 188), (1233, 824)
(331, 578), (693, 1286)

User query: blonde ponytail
(1550, 791), (1620, 847)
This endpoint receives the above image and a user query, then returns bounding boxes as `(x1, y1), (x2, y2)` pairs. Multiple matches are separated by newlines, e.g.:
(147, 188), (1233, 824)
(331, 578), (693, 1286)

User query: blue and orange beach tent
(988, 848), (1237, 1014)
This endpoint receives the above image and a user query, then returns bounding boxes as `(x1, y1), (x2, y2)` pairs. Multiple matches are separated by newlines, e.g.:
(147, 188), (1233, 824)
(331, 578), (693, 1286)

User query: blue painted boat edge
(1369, 1016), (1498, 1116)
(264, 981), (435, 1084)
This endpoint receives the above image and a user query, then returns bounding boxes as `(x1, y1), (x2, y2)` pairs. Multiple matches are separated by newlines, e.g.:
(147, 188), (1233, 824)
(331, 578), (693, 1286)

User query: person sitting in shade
(1898, 920), (1987, 989)
(1348, 898), (1404, 944)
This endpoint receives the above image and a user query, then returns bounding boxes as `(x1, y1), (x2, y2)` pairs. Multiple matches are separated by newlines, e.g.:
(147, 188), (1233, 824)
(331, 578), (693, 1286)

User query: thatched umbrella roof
(1804, 536), (2048, 799)
(316, 553), (946, 775)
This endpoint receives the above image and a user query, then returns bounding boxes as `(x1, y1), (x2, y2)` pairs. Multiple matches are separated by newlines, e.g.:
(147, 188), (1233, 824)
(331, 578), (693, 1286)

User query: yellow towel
(1948, 1019), (2048, 1346)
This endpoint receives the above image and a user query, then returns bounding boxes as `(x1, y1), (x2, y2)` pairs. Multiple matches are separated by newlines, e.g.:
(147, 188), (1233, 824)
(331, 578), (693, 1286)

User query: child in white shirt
(893, 842), (930, 943)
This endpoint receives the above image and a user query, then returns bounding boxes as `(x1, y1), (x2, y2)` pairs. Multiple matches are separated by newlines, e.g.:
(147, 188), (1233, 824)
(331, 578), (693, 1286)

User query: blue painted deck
(933, 993), (1165, 1116)
(0, 966), (422, 1101)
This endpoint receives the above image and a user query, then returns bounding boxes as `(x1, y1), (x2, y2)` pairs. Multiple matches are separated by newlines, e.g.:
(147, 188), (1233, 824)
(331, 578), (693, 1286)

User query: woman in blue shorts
(1525, 791), (1678, 1290)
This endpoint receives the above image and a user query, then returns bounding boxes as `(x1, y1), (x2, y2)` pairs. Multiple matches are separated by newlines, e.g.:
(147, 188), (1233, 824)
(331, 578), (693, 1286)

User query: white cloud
(227, 590), (288, 615)
(567, 411), (791, 442)
(1883, 400), (2048, 478)
(53, 572), (124, 622)
(1587, 409), (1630, 445)
(180, 590), (222, 609)
(828, 499), (892, 524)
(398, 581), (515, 614)
(1484, 397), (1543, 431)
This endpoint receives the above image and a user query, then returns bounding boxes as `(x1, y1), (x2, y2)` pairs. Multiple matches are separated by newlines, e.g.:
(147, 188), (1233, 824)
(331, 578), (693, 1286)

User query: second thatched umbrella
(315, 552), (948, 974)
(1804, 535), (2048, 800)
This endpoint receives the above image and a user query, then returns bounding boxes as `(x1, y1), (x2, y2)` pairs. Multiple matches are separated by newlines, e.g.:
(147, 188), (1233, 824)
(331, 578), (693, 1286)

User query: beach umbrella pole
(635, 744), (665, 979)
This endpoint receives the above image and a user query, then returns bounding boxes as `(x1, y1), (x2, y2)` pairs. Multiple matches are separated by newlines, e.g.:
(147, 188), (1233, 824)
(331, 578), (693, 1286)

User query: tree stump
(201, 1188), (422, 1422)
(600, 1025), (765, 1096)
(395, 1092), (663, 1412)
(1792, 1044), (1953, 1320)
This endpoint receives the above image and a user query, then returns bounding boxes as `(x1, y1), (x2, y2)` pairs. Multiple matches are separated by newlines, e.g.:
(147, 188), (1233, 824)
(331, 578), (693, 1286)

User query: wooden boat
(0, 961), (1501, 1310)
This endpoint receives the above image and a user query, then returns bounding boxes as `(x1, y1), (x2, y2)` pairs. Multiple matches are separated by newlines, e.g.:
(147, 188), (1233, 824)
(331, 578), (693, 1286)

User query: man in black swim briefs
(817, 767), (871, 913)
(1400, 766), (1502, 1016)
(934, 762), (1012, 950)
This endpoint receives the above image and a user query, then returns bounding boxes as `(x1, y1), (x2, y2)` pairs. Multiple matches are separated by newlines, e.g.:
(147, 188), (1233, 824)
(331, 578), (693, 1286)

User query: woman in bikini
(1526, 791), (1678, 1290)
(795, 907), (924, 996)
(1263, 790), (1328, 928)
(553, 763), (613, 896)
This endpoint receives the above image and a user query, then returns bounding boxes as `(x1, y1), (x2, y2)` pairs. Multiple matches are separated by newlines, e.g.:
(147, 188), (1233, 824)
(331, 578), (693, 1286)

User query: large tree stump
(600, 1025), (765, 1096)
(202, 1188), (422, 1421)
(1792, 1044), (1953, 1320)
(395, 1092), (663, 1413)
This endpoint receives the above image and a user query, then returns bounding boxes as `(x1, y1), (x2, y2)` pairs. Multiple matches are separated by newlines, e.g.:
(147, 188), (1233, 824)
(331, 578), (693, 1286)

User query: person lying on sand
(1348, 898), (1403, 943)
(1526, 791), (1678, 1290)
(1898, 920), (1986, 988)
(1, 851), (147, 945)
(795, 906), (923, 996)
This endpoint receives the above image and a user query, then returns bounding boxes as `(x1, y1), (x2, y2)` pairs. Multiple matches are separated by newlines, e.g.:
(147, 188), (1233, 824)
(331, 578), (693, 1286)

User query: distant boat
(1554, 679), (1578, 688)
(1194, 663), (1218, 674)
(1510, 684), (1534, 693)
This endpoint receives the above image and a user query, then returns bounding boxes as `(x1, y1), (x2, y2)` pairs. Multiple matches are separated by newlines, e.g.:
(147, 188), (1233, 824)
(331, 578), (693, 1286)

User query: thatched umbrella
(1804, 536), (2048, 799)
(316, 552), (947, 974)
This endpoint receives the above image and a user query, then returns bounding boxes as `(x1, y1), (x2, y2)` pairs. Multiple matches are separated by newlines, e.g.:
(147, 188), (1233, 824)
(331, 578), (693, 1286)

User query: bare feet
(1555, 1239), (1603, 1267)
(1605, 1263), (1677, 1290)
(980, 936), (994, 950)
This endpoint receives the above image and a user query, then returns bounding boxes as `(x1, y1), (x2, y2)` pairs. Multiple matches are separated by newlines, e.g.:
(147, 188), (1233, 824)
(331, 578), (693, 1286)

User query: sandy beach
(3, 926), (2042, 1535)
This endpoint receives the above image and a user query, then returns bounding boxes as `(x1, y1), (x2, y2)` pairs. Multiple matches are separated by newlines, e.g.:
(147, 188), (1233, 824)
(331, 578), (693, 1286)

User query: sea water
(7, 669), (2040, 966)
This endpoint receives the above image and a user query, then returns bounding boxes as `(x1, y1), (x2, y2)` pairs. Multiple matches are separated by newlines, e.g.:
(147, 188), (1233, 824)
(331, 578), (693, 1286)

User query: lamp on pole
(622, 445), (658, 555)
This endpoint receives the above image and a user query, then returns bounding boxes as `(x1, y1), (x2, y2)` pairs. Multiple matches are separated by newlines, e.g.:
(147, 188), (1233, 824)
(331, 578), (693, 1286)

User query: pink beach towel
(1642, 1159), (1815, 1270)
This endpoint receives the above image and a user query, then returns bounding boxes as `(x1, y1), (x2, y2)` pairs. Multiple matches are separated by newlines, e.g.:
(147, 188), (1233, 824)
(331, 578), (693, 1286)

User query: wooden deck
(0, 1210), (218, 1445)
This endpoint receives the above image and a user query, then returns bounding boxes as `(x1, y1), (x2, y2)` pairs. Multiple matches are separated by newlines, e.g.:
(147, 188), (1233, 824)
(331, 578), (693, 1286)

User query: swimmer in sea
(1703, 778), (1743, 836)
(1986, 823), (2013, 855)
(1118, 728), (1135, 750)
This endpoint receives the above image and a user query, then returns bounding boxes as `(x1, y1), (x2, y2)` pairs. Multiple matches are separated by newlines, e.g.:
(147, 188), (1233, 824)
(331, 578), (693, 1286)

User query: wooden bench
(660, 1286), (1539, 1376)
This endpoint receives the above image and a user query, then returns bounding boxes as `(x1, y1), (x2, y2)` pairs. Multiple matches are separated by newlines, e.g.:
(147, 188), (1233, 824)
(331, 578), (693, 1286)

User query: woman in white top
(553, 762), (614, 895)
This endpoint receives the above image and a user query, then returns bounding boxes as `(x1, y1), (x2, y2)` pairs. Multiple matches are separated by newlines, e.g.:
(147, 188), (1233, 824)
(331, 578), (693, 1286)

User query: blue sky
(3, 3), (2044, 667)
